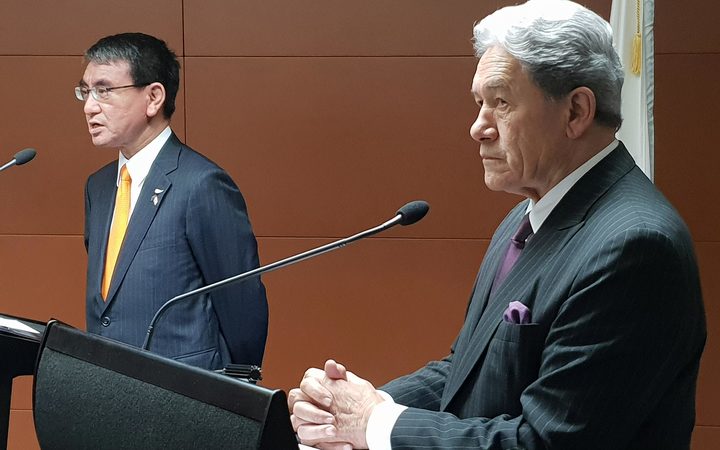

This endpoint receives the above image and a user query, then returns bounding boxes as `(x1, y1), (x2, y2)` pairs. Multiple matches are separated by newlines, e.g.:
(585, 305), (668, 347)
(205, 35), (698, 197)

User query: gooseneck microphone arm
(141, 200), (429, 352)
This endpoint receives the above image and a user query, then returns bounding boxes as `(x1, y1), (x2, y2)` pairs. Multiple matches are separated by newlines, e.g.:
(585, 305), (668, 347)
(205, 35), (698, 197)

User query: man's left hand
(290, 359), (385, 449)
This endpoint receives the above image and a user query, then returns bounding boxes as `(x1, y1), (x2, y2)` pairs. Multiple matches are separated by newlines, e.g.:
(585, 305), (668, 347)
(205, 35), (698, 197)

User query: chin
(483, 176), (504, 193)
(90, 137), (113, 148)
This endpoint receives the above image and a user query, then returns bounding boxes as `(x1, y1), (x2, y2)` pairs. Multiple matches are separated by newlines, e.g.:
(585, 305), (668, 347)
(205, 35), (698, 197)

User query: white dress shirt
(115, 126), (172, 216)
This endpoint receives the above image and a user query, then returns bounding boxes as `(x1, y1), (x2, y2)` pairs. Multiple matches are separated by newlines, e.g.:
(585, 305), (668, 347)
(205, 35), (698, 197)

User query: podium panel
(33, 322), (297, 449)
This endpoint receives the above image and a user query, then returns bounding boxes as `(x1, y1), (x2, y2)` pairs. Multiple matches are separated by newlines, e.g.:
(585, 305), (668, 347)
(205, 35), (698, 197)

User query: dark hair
(85, 32), (180, 119)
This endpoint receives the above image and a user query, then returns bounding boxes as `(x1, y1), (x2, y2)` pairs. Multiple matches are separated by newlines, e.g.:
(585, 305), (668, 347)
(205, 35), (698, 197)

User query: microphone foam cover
(397, 200), (430, 226)
(14, 148), (37, 165)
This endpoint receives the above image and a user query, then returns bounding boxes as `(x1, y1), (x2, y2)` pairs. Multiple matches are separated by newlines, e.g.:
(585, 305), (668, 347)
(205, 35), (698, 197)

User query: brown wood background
(0, 1), (716, 448)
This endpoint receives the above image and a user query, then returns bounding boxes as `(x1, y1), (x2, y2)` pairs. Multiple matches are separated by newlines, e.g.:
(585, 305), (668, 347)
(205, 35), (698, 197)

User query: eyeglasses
(74, 83), (149, 102)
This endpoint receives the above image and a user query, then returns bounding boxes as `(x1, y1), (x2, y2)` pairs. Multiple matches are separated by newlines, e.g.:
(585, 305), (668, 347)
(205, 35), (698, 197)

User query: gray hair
(473, 0), (624, 129)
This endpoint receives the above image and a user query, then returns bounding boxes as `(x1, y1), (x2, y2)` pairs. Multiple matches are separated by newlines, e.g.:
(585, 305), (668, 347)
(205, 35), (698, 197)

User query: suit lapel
(463, 204), (527, 340)
(102, 135), (180, 309)
(441, 143), (636, 410)
(90, 169), (121, 309)
(440, 206), (528, 409)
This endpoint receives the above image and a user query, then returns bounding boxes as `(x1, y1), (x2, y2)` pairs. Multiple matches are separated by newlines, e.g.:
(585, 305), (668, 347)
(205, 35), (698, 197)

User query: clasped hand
(288, 359), (385, 450)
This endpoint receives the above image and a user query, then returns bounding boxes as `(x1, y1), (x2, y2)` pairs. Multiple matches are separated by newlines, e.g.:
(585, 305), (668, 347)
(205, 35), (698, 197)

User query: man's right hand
(289, 359), (383, 449)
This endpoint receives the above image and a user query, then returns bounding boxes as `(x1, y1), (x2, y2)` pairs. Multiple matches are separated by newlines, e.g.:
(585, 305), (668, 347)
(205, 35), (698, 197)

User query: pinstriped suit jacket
(84, 134), (268, 370)
(382, 143), (706, 449)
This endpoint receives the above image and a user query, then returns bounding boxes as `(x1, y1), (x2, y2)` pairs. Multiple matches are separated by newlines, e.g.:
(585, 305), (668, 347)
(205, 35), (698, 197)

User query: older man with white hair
(288, 1), (706, 449)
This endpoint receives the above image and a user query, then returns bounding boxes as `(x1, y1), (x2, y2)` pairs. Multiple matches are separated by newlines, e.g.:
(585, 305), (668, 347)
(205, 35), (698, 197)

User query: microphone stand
(142, 212), (408, 351)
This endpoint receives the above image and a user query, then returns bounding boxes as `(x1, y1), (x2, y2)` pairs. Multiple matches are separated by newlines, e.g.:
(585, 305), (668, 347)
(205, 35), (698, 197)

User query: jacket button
(101, 317), (111, 327)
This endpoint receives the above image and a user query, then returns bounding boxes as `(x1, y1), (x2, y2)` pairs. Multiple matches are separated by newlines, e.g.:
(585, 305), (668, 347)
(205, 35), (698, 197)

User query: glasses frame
(74, 83), (150, 102)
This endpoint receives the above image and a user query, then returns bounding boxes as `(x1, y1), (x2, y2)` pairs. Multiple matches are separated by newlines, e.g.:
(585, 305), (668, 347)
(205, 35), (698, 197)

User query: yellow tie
(102, 165), (132, 300)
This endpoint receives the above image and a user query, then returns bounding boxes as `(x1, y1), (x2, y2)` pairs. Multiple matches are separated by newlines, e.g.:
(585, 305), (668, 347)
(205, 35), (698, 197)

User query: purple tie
(493, 213), (534, 291)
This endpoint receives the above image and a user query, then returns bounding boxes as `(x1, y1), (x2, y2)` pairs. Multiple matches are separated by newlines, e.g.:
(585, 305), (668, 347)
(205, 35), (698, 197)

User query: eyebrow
(78, 78), (112, 88)
(471, 77), (509, 100)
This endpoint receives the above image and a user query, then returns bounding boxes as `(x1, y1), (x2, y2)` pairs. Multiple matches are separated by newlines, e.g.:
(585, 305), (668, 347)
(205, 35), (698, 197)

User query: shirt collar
(116, 126), (172, 187)
(526, 139), (619, 232)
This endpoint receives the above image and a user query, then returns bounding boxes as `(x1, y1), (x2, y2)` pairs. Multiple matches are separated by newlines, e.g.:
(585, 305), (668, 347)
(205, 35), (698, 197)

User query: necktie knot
(510, 213), (533, 249)
(120, 165), (131, 184)
(492, 213), (534, 292)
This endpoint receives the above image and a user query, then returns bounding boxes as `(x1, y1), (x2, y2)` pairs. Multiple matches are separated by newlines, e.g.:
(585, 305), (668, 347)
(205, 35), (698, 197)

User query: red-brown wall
(0, 1), (716, 448)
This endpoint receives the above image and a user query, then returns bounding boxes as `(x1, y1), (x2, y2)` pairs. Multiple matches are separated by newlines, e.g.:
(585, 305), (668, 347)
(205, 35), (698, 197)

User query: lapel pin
(151, 188), (164, 206)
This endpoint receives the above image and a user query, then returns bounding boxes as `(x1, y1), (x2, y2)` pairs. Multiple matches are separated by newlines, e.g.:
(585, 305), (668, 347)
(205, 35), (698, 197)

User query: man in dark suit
(288, 1), (706, 449)
(79, 33), (267, 370)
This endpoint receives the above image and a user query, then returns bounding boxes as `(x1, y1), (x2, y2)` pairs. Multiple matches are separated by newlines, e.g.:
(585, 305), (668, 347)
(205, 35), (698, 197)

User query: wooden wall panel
(0, 236), (85, 325)
(10, 377), (32, 411)
(656, 0), (720, 54)
(654, 54), (720, 242)
(184, 0), (497, 56)
(258, 237), (486, 390)
(0, 57), (95, 235)
(693, 426), (720, 450)
(184, 0), (614, 58)
(8, 377), (37, 450)
(7, 411), (38, 450)
(495, 0), (611, 20)
(184, 56), (519, 239)
(0, 0), (183, 56)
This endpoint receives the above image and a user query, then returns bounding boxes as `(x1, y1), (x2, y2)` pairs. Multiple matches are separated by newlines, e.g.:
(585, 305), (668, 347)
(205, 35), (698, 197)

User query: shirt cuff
(366, 391), (408, 450)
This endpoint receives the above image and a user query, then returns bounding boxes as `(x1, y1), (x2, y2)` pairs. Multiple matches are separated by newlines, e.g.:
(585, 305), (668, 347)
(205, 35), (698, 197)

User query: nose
(470, 105), (498, 143)
(83, 95), (101, 115)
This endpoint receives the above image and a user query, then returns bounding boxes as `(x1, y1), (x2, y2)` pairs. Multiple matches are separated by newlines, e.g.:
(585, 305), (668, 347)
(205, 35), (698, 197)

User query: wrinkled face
(469, 47), (570, 201)
(80, 60), (151, 157)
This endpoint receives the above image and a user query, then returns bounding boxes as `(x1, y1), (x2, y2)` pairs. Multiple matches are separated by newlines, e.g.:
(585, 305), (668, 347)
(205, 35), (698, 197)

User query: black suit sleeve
(381, 356), (453, 411)
(389, 228), (705, 449)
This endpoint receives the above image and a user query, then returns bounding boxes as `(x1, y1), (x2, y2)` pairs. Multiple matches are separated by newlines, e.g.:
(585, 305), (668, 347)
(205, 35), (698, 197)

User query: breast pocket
(136, 218), (185, 253)
(489, 321), (544, 372)
(477, 322), (545, 417)
(493, 321), (543, 344)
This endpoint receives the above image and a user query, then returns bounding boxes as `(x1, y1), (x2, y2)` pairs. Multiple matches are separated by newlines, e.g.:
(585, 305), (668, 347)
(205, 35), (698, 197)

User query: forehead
(472, 46), (529, 94)
(82, 60), (132, 85)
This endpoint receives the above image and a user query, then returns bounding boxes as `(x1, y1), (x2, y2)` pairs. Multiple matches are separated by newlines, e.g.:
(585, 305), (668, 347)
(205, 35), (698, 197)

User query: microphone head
(396, 200), (430, 226)
(14, 148), (37, 165)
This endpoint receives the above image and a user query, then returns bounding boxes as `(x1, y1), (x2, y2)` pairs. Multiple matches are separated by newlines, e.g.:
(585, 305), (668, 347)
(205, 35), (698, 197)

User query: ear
(565, 86), (596, 139)
(145, 82), (166, 118)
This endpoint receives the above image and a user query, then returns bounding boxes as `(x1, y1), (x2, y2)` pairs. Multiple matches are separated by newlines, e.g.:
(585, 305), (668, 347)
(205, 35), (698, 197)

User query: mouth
(88, 122), (103, 133)
(480, 153), (501, 161)
(480, 154), (505, 169)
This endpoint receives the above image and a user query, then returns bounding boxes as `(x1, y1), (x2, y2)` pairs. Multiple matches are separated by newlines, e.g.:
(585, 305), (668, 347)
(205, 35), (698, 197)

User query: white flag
(610, 0), (655, 179)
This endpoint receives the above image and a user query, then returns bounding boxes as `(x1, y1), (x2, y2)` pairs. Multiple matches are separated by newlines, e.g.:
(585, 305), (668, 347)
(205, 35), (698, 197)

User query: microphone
(141, 200), (430, 351)
(0, 148), (37, 173)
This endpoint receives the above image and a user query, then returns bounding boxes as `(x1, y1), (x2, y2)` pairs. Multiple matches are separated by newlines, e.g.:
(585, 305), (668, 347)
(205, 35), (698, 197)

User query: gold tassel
(631, 0), (642, 75)
(631, 33), (642, 75)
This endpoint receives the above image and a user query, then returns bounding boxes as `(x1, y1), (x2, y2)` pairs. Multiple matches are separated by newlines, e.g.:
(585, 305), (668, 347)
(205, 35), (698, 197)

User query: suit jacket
(85, 134), (268, 370)
(382, 144), (706, 449)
